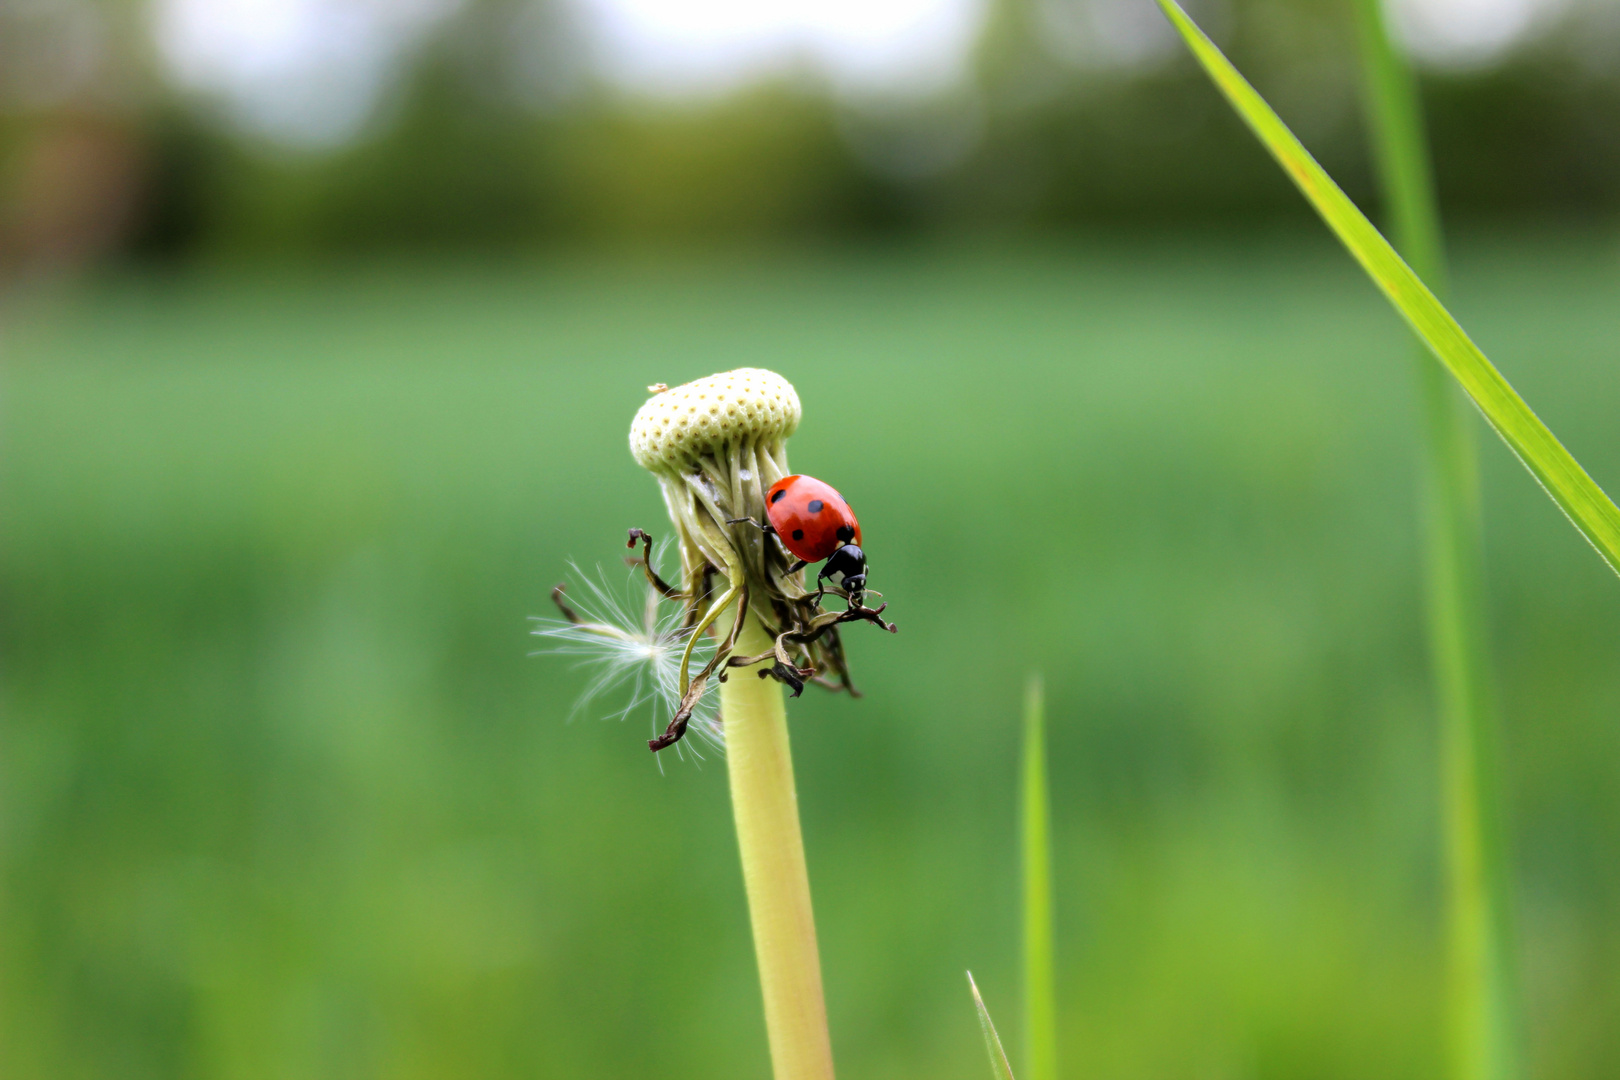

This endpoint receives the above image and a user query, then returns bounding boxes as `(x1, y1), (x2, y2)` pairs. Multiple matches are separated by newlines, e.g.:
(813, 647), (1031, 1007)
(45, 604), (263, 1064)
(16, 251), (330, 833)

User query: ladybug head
(822, 543), (867, 608)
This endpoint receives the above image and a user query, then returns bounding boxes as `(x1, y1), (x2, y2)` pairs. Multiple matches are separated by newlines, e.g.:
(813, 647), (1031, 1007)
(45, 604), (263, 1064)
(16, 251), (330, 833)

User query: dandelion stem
(722, 613), (836, 1080)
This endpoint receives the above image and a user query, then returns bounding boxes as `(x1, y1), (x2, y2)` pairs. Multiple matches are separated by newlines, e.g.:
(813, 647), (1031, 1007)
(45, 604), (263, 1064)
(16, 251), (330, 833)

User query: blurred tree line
(1, 0), (1618, 269)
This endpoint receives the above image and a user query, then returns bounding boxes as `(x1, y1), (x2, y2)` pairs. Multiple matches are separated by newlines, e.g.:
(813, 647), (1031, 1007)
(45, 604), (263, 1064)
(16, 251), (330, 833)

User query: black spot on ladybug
(808, 499), (824, 513)
(837, 525), (854, 543)
(792, 529), (805, 541)
(771, 489), (787, 504)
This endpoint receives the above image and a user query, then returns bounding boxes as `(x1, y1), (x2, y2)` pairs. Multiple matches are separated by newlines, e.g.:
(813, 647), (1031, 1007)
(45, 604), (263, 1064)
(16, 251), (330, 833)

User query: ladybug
(734, 475), (867, 607)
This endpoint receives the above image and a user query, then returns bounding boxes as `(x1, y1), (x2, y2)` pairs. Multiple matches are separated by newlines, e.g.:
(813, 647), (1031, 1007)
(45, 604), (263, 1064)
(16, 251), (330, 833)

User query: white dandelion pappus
(530, 542), (723, 758)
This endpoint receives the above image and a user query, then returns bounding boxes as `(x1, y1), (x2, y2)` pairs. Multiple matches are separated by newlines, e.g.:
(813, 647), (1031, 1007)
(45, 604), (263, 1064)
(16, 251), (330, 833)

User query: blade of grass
(1353, 6), (1521, 1078)
(1021, 675), (1058, 1080)
(1157, 0), (1620, 578)
(1351, 0), (1445, 289)
(968, 971), (1018, 1080)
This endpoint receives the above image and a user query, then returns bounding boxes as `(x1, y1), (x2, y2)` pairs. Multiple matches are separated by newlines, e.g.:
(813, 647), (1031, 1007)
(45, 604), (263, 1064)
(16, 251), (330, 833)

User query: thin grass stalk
(1350, 6), (1521, 1076)
(1021, 675), (1057, 1080)
(722, 613), (837, 1080)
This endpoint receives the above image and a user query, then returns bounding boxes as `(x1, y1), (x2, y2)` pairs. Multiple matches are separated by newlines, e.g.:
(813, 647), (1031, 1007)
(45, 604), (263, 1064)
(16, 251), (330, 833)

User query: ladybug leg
(786, 559), (808, 574)
(726, 516), (775, 537)
(810, 566), (829, 608)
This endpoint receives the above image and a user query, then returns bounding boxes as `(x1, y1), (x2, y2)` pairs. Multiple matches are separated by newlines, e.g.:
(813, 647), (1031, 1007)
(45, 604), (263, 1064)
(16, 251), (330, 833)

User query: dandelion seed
(530, 544), (723, 756)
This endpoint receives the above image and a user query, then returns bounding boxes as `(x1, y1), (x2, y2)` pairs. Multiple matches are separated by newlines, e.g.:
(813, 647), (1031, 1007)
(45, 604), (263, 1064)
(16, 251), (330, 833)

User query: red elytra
(765, 475), (862, 563)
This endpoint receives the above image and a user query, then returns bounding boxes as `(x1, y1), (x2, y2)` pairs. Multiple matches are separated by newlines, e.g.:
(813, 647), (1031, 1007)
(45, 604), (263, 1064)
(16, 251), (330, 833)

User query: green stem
(1021, 675), (1057, 1080)
(722, 614), (836, 1080)
(1351, 5), (1520, 1078)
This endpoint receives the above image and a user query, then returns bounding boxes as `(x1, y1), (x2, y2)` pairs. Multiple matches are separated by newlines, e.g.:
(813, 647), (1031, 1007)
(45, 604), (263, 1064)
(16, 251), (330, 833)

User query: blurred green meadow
(5, 230), (1620, 1078)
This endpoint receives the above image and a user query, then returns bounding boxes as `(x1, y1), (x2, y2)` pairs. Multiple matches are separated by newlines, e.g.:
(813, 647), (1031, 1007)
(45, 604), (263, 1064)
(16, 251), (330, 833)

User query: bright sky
(581, 0), (985, 95)
(151, 0), (1583, 146)
(1388, 0), (1577, 63)
(155, 0), (459, 144)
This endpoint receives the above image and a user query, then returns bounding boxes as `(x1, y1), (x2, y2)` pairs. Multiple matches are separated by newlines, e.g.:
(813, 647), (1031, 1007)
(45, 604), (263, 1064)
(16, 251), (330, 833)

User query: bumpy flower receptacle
(630, 367), (800, 473)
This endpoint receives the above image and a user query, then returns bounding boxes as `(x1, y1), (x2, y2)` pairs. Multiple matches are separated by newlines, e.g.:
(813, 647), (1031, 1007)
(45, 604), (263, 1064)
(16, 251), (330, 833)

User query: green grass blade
(1157, 0), (1620, 579)
(1351, 5), (1521, 1080)
(1351, 0), (1445, 288)
(1021, 675), (1058, 1080)
(968, 971), (1018, 1080)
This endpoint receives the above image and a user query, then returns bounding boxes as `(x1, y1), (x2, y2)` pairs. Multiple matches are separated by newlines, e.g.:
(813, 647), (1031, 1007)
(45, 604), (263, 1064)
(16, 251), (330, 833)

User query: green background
(6, 230), (1620, 1078)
